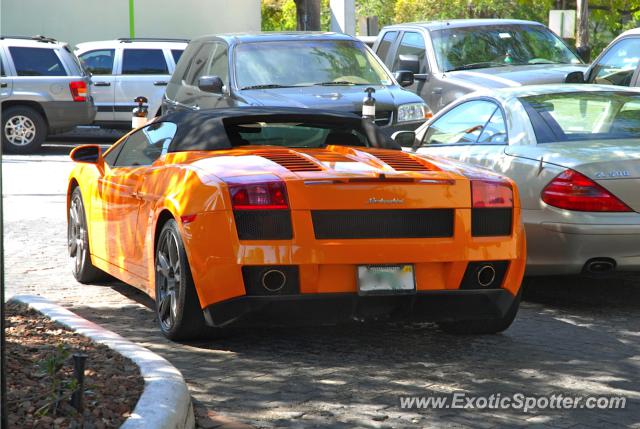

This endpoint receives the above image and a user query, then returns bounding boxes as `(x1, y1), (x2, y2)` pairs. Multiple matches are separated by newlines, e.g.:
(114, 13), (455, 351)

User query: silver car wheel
(156, 230), (182, 331)
(4, 115), (36, 146)
(68, 195), (86, 275)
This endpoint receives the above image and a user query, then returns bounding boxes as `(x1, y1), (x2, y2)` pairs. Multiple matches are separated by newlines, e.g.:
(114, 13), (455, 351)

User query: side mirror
(70, 144), (102, 164)
(565, 71), (585, 84)
(398, 54), (420, 74)
(391, 130), (416, 148)
(394, 70), (415, 87)
(198, 75), (224, 94)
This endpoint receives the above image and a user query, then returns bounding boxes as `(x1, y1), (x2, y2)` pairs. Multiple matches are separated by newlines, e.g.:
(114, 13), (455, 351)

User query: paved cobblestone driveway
(4, 146), (640, 428)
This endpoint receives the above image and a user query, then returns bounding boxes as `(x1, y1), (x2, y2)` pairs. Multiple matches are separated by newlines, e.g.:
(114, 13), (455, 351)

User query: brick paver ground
(4, 145), (640, 428)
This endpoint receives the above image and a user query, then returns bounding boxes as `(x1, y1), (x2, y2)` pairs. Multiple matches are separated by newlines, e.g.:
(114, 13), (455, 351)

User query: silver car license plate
(357, 264), (416, 295)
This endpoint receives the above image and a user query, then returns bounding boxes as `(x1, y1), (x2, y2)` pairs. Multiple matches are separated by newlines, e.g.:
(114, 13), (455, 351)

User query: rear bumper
(42, 100), (96, 133)
(203, 289), (517, 328)
(525, 217), (640, 275)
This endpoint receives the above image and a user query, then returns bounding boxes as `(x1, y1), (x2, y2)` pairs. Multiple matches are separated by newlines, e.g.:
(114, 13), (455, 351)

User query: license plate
(357, 264), (416, 295)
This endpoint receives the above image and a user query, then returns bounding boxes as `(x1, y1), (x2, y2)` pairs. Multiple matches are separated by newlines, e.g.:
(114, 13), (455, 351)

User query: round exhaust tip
(584, 258), (616, 274)
(262, 269), (286, 292)
(477, 265), (497, 288)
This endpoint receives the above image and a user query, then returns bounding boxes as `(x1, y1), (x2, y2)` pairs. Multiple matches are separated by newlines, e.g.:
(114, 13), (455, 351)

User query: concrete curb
(10, 295), (195, 429)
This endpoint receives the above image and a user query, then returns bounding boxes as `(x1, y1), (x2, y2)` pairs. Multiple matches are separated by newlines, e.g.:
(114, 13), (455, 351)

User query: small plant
(34, 344), (79, 417)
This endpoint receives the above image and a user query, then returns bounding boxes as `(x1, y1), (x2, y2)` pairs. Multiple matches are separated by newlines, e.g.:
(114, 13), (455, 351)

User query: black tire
(155, 219), (208, 341)
(2, 106), (47, 154)
(68, 187), (107, 283)
(437, 290), (522, 335)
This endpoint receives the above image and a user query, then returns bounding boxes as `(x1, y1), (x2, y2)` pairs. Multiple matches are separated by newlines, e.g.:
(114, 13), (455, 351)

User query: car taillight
(541, 169), (631, 212)
(471, 179), (513, 208)
(228, 178), (289, 210)
(69, 81), (87, 102)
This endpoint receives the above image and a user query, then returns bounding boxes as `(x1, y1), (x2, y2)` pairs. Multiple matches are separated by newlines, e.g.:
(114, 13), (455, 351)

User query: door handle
(433, 87), (443, 95)
(94, 81), (111, 87)
(154, 81), (168, 86)
(0, 83), (7, 88)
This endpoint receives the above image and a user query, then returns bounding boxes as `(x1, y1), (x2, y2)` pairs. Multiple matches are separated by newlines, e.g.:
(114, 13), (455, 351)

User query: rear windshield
(520, 91), (640, 142)
(225, 121), (369, 148)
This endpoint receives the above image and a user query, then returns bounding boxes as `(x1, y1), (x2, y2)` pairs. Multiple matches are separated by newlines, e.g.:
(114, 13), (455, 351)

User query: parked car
(75, 38), (188, 128)
(162, 32), (429, 138)
(395, 84), (640, 276)
(573, 27), (640, 87)
(67, 107), (526, 340)
(0, 35), (95, 153)
(372, 19), (586, 113)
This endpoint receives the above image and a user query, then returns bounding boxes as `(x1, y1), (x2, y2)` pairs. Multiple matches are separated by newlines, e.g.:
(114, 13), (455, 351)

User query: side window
(189, 43), (228, 87)
(424, 100), (501, 145)
(590, 37), (640, 86)
(171, 49), (184, 65)
(392, 32), (427, 73)
(113, 122), (177, 167)
(78, 49), (115, 75)
(186, 44), (214, 84)
(8, 47), (66, 76)
(122, 49), (169, 75)
(376, 31), (398, 65)
(0, 57), (5, 76)
(477, 109), (507, 144)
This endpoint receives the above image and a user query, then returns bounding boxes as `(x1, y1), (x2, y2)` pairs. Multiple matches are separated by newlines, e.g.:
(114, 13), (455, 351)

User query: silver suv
(75, 38), (187, 128)
(0, 36), (96, 153)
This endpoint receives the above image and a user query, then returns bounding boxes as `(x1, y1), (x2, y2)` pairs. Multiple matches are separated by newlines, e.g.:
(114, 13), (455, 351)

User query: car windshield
(520, 91), (640, 142)
(431, 24), (581, 72)
(234, 40), (392, 89)
(225, 121), (370, 148)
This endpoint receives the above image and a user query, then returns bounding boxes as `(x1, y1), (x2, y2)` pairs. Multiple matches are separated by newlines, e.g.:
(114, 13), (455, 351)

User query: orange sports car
(67, 108), (526, 340)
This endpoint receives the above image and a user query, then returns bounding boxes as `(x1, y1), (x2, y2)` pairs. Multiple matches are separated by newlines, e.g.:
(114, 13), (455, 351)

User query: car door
(587, 36), (640, 86)
(115, 48), (172, 121)
(413, 99), (508, 169)
(78, 48), (116, 122)
(0, 48), (13, 99)
(95, 123), (173, 278)
(388, 31), (434, 106)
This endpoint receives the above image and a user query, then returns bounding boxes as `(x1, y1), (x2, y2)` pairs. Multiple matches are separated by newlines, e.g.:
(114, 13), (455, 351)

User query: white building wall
(0, 0), (261, 47)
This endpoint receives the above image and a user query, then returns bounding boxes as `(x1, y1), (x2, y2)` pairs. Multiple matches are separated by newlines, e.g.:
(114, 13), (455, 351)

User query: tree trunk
(576, 0), (590, 62)
(295, 0), (321, 31)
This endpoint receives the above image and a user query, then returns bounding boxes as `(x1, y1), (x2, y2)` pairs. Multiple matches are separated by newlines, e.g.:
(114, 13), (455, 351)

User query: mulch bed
(5, 301), (144, 428)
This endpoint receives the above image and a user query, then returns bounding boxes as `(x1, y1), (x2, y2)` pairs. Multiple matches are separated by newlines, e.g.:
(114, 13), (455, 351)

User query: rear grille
(472, 208), (512, 237)
(234, 210), (293, 240)
(311, 209), (454, 239)
(365, 150), (432, 171)
(253, 150), (322, 172)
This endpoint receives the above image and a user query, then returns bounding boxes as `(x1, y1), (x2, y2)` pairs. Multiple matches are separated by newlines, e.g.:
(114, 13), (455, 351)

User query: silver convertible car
(400, 84), (640, 276)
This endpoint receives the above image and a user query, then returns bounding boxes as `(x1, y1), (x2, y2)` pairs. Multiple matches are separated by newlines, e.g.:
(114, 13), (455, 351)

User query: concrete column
(330, 0), (355, 35)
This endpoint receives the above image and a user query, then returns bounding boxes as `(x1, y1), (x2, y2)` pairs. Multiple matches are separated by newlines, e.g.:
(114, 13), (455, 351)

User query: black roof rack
(0, 35), (58, 43)
(117, 37), (189, 43)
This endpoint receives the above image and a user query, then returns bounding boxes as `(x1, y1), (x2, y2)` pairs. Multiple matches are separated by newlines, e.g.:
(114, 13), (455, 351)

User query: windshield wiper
(314, 81), (361, 86)
(447, 62), (508, 72)
(240, 84), (300, 90)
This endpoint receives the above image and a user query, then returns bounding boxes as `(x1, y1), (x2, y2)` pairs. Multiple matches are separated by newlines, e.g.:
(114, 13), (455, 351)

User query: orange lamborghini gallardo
(67, 108), (526, 340)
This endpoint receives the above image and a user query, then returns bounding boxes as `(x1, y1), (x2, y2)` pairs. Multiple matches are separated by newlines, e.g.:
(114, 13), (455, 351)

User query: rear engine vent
(234, 210), (293, 240)
(312, 209), (454, 239)
(472, 208), (512, 237)
(253, 150), (322, 172)
(367, 150), (432, 172)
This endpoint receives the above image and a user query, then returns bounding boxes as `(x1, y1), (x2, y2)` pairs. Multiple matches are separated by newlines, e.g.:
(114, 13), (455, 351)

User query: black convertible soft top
(160, 107), (399, 152)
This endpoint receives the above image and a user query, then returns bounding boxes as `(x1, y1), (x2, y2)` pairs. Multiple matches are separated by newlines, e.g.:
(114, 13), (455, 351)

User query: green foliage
(35, 344), (78, 417)
(262, 0), (298, 31)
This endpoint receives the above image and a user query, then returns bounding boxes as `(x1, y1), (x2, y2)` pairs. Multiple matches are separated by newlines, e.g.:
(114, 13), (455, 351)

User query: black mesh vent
(472, 208), (512, 237)
(234, 210), (293, 240)
(311, 209), (454, 239)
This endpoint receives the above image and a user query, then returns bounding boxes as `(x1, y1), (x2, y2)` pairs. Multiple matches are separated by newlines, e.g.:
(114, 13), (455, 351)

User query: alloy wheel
(156, 230), (182, 332)
(4, 115), (36, 146)
(68, 195), (86, 275)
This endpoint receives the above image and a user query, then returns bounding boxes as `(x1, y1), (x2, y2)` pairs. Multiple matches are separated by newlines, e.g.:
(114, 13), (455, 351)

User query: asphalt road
(4, 140), (640, 428)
